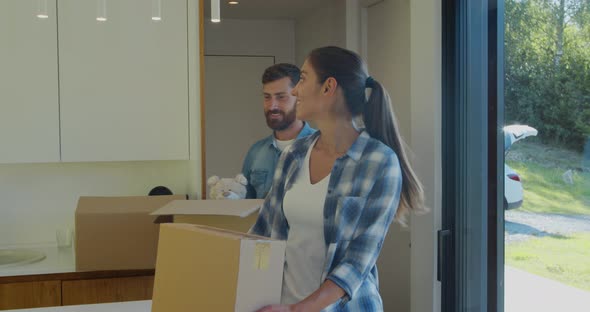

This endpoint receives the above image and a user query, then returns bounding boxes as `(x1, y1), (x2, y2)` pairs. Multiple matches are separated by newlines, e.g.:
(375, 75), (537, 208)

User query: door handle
(437, 229), (451, 282)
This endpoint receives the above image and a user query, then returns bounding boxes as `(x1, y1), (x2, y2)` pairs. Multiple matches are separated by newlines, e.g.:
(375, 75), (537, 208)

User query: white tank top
(275, 138), (296, 152)
(281, 137), (330, 304)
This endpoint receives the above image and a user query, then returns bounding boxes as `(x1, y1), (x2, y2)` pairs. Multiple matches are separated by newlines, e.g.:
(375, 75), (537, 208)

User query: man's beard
(265, 108), (297, 131)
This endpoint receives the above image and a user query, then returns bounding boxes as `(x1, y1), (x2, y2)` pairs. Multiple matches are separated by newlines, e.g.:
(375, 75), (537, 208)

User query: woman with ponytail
(252, 46), (425, 312)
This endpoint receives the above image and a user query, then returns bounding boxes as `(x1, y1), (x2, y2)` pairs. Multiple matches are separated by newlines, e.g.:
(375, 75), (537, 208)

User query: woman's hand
(256, 280), (344, 312)
(255, 304), (297, 312)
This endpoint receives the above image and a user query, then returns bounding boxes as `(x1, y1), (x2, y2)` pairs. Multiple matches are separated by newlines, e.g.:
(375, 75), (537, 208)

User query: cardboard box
(151, 223), (286, 312)
(75, 195), (185, 271)
(150, 199), (264, 233)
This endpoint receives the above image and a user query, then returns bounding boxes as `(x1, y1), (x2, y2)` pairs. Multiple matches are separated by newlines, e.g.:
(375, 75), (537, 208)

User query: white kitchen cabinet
(58, 0), (189, 162)
(0, 0), (60, 164)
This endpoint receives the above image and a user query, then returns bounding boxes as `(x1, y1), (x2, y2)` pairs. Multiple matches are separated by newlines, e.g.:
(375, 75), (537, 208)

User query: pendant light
(36, 0), (49, 19)
(211, 0), (220, 23)
(152, 0), (162, 21)
(96, 0), (107, 22)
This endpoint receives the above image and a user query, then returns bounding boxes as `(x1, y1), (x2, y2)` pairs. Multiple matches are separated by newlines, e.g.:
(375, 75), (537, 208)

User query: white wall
(202, 18), (295, 193)
(294, 0), (347, 66)
(205, 19), (295, 64)
(410, 0), (442, 312)
(367, 0), (411, 144)
(365, 1), (442, 311)
(204, 55), (275, 181)
(367, 1), (412, 311)
(0, 161), (191, 247)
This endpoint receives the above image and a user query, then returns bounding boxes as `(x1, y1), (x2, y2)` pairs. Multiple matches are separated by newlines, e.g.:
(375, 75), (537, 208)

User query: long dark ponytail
(307, 46), (425, 223)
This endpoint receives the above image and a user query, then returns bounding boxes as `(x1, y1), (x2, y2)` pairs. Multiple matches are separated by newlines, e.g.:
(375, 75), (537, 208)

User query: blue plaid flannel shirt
(250, 130), (402, 312)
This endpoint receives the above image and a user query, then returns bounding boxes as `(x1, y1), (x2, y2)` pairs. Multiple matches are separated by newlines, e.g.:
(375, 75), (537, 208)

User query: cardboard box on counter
(151, 223), (286, 312)
(150, 199), (263, 233)
(75, 195), (185, 272)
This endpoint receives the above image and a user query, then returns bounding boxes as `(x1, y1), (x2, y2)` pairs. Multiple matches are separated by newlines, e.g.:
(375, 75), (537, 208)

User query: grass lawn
(506, 141), (590, 215)
(507, 161), (590, 215)
(506, 233), (590, 292)
(505, 140), (590, 291)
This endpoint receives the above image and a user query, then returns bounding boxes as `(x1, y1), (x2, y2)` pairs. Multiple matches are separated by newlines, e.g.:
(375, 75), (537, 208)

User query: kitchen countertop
(0, 245), (75, 277)
(2, 300), (152, 312)
(0, 243), (154, 286)
(0, 246), (155, 311)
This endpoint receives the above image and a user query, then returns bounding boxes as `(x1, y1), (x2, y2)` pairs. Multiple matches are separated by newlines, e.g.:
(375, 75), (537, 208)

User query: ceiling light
(229, 1), (239, 4)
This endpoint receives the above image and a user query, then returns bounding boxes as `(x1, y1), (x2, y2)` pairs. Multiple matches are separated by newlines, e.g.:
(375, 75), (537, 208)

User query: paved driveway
(505, 210), (590, 243)
(505, 266), (590, 312)
(505, 211), (590, 311)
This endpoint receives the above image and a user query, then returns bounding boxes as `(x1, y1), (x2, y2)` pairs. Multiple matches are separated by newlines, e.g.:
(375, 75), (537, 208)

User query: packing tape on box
(254, 242), (271, 270)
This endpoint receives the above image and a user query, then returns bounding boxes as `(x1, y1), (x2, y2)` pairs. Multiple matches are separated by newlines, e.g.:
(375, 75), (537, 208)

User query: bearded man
(241, 63), (316, 199)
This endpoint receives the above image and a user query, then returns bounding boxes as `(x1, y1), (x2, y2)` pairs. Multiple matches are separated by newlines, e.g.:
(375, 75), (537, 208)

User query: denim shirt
(241, 123), (316, 199)
(250, 131), (402, 311)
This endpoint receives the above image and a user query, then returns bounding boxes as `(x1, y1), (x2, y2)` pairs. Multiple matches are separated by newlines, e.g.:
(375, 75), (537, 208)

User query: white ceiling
(203, 0), (330, 20)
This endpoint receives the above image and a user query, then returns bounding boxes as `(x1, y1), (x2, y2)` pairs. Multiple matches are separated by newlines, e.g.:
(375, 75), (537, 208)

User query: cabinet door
(0, 0), (60, 164)
(58, 0), (189, 162)
(61, 276), (154, 306)
(0, 281), (61, 310)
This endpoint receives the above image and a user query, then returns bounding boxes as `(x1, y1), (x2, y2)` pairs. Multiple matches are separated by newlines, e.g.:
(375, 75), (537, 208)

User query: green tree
(505, 0), (590, 150)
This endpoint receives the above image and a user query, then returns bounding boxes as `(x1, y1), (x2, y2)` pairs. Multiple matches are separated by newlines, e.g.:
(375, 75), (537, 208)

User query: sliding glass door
(440, 0), (504, 310)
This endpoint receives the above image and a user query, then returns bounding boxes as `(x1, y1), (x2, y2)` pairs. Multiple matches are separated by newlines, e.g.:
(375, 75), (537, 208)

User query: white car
(504, 125), (538, 210)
